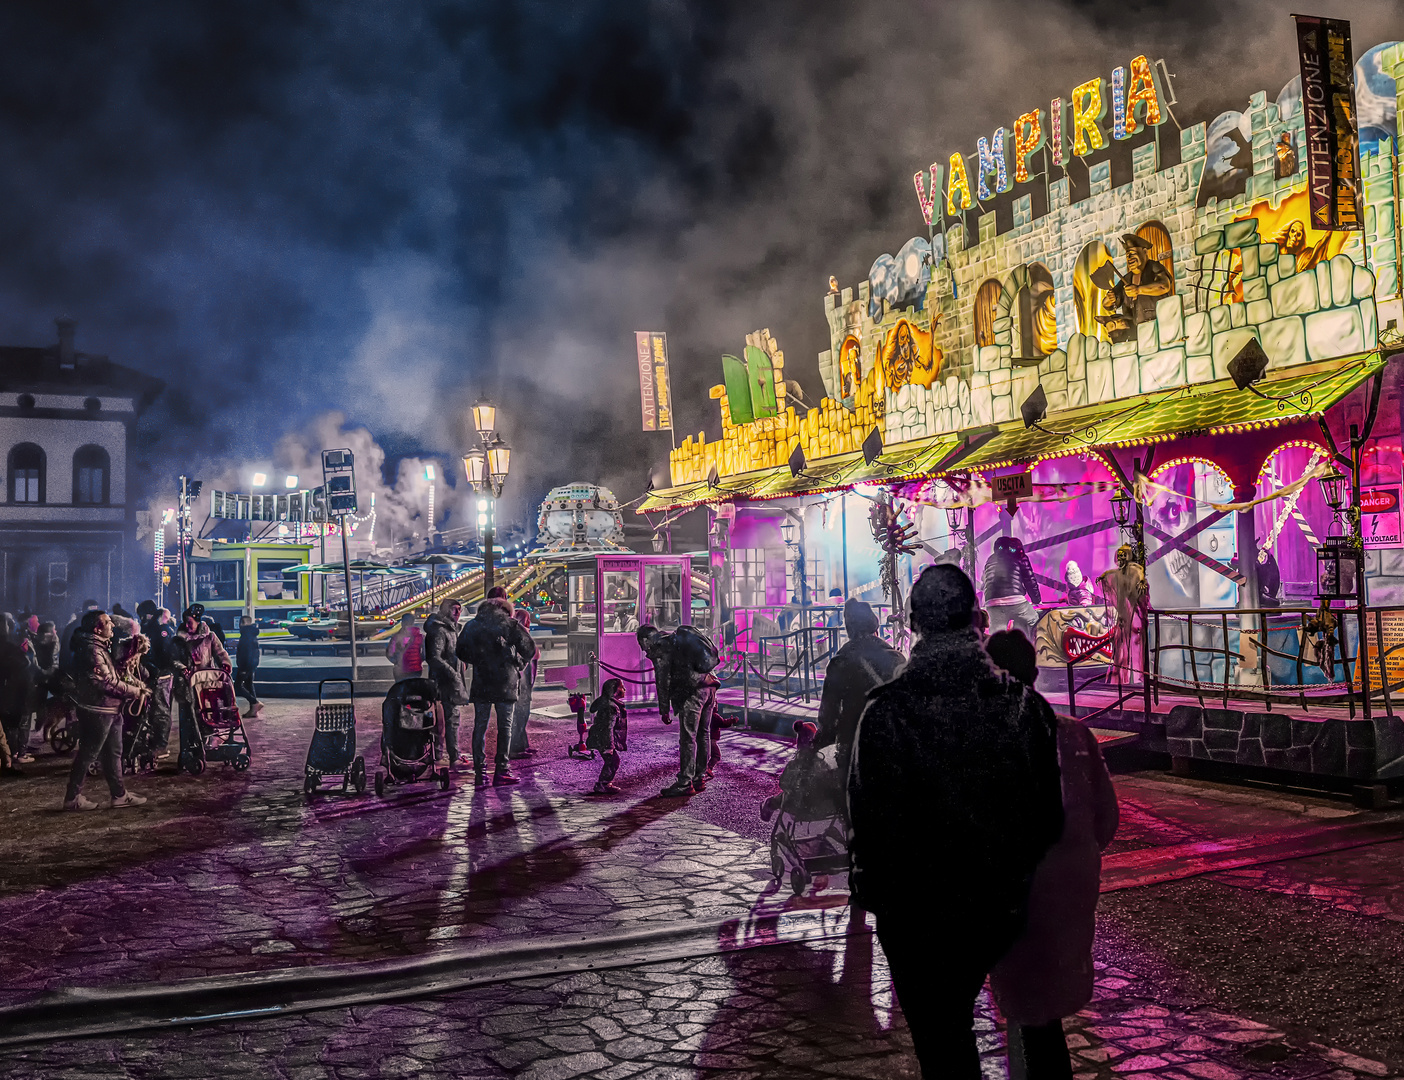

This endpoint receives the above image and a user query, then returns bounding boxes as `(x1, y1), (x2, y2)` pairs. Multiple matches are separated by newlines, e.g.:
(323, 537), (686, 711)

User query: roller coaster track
(380, 561), (564, 619)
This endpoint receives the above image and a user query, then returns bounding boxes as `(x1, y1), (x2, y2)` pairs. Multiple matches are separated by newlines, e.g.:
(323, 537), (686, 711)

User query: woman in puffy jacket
(982, 536), (1042, 644)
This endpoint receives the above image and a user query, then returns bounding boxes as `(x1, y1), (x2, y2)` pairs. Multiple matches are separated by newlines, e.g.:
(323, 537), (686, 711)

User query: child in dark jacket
(585, 678), (628, 794)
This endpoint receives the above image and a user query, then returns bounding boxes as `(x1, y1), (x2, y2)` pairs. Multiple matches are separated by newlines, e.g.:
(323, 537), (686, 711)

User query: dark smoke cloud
(0, 0), (1399, 527)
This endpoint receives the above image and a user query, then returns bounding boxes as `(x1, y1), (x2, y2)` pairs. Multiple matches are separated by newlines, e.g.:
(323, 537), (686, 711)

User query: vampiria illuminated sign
(914, 54), (1169, 224)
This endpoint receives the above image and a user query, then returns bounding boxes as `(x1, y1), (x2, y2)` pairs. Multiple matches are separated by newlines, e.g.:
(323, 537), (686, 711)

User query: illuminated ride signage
(913, 54), (1168, 225)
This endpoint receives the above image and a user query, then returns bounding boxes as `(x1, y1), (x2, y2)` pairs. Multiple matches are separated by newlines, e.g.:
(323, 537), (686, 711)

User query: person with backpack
(386, 612), (425, 682)
(455, 596), (537, 787)
(637, 623), (720, 798)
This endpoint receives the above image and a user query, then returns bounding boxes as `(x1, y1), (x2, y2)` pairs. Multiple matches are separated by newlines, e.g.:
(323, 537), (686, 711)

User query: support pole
(841, 494), (849, 598)
(340, 520), (359, 685)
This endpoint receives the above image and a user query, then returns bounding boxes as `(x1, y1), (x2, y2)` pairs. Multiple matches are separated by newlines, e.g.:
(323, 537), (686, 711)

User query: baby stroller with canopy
(766, 741), (850, 898)
(181, 667), (250, 774)
(376, 677), (449, 796)
(304, 678), (366, 797)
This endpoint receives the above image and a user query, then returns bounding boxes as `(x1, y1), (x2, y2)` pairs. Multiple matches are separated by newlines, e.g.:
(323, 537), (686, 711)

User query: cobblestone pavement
(0, 693), (789, 1003)
(1, 908), (1398, 1079)
(2, 696), (1403, 1077)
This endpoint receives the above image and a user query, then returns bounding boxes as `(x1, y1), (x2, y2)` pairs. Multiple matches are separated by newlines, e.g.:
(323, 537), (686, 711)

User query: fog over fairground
(0, 0), (1398, 534)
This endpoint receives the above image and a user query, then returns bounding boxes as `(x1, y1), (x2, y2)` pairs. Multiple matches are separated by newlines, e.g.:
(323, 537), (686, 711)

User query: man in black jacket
(424, 599), (468, 765)
(848, 564), (1061, 1079)
(814, 599), (904, 783)
(455, 597), (536, 787)
(639, 624), (719, 798)
(235, 616), (263, 718)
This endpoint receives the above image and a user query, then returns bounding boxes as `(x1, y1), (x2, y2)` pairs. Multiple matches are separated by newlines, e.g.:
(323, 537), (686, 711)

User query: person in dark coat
(986, 628), (1118, 1080)
(63, 610), (147, 810)
(235, 616), (263, 718)
(0, 614), (34, 761)
(455, 596), (537, 787)
(814, 599), (904, 782)
(139, 608), (177, 758)
(0, 614), (31, 773)
(584, 677), (628, 794)
(509, 608), (539, 760)
(848, 564), (1062, 1079)
(424, 599), (469, 765)
(639, 624), (720, 798)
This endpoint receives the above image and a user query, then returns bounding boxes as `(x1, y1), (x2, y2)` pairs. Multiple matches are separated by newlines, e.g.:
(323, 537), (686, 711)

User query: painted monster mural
(666, 41), (1402, 489)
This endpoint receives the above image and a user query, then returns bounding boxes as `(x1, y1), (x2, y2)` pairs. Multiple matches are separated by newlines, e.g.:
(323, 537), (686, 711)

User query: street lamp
(284, 474), (299, 489)
(463, 403), (511, 592)
(252, 472), (267, 487)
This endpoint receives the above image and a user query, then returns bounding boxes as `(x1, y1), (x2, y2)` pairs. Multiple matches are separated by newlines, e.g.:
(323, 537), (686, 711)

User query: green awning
(953, 351), (1385, 473)
(638, 352), (1384, 512)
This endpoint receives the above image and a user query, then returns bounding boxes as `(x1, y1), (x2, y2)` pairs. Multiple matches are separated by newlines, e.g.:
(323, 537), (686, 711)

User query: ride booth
(565, 552), (692, 702)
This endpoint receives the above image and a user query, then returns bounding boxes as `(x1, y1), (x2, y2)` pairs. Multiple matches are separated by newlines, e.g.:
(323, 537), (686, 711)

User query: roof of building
(0, 326), (164, 415)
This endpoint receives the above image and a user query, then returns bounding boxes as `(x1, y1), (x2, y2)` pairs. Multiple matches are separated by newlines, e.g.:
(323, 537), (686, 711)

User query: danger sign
(1362, 487), (1401, 549)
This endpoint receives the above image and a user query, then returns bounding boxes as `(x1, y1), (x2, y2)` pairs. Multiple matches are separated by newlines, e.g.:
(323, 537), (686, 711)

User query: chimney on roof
(56, 317), (77, 368)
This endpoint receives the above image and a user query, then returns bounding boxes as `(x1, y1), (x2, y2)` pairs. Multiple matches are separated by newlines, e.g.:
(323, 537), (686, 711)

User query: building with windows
(0, 319), (163, 617)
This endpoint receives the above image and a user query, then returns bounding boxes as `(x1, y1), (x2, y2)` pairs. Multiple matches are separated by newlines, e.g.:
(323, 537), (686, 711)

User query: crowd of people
(0, 597), (267, 808)
(754, 565), (1118, 1080)
(384, 587), (539, 788)
(5, 568), (1115, 1078)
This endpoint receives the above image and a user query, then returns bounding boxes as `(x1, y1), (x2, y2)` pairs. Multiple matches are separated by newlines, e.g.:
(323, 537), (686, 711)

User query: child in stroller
(761, 721), (849, 897)
(376, 677), (450, 795)
(182, 666), (250, 773)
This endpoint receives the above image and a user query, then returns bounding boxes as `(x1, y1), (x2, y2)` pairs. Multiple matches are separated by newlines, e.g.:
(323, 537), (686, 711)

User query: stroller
(376, 678), (449, 796)
(43, 672), (78, 754)
(304, 678), (366, 797)
(768, 743), (851, 898)
(180, 667), (251, 774)
(121, 681), (166, 774)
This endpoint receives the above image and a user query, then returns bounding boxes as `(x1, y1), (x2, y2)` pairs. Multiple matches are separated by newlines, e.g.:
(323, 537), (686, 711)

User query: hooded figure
(424, 599), (469, 764)
(848, 564), (1062, 1079)
(814, 599), (904, 782)
(455, 596), (537, 785)
(508, 607), (539, 759)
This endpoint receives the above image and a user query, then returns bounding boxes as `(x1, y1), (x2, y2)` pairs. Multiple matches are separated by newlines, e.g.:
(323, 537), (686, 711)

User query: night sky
(0, 0), (1399, 534)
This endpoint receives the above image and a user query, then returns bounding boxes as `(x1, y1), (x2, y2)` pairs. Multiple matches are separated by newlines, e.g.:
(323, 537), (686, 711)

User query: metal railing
(1145, 604), (1404, 718)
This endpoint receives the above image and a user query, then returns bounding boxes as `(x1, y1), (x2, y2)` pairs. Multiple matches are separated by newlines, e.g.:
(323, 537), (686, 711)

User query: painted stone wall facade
(670, 46), (1404, 488)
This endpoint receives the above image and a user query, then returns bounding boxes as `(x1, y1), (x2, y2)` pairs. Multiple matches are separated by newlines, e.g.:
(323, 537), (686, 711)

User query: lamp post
(463, 402), (511, 594)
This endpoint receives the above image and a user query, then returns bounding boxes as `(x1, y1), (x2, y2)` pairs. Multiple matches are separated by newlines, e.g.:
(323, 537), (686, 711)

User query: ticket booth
(565, 552), (692, 701)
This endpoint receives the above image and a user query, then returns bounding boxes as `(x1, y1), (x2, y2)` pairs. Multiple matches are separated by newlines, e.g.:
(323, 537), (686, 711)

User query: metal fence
(1144, 604), (1404, 719)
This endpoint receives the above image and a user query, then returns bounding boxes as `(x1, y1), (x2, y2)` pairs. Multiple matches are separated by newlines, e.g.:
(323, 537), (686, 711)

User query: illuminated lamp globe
(472, 401), (497, 442)
(1318, 468), (1349, 513)
(463, 449), (487, 489)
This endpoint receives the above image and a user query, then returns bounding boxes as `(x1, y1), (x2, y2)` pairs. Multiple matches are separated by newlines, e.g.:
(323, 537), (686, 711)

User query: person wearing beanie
(848, 564), (1062, 1079)
(235, 616), (264, 718)
(814, 598), (904, 783)
(983, 536), (1042, 644)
